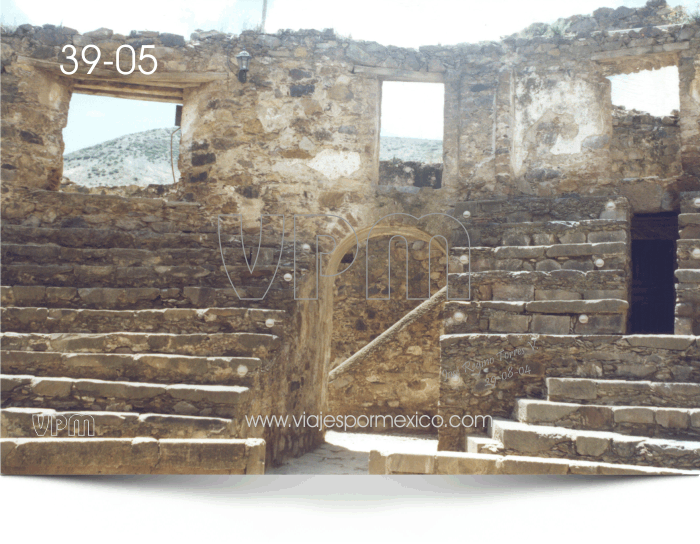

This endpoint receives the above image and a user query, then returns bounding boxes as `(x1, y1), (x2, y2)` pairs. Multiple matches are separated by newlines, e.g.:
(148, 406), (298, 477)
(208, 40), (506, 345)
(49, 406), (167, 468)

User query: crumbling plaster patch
(513, 74), (609, 177)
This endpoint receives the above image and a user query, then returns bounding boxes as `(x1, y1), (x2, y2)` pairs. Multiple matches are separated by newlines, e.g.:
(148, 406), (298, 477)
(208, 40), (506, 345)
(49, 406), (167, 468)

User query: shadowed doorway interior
(629, 213), (678, 334)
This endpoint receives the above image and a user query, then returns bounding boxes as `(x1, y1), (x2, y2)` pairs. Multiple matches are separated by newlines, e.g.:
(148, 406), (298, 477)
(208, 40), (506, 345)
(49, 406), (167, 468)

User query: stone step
(1, 307), (286, 335)
(2, 187), (214, 234)
(448, 269), (627, 302)
(2, 225), (217, 250)
(453, 195), (629, 225)
(445, 299), (628, 335)
(1, 225), (290, 252)
(370, 450), (699, 475)
(2, 374), (251, 419)
(453, 242), (627, 273)
(547, 377), (700, 408)
(1, 407), (241, 439)
(1, 285), (290, 310)
(1, 242), (288, 269)
(0, 437), (265, 474)
(0, 331), (281, 359)
(488, 418), (700, 469)
(515, 399), (700, 441)
(1, 350), (261, 387)
(1, 263), (290, 289)
(5, 243), (207, 266)
(451, 219), (628, 248)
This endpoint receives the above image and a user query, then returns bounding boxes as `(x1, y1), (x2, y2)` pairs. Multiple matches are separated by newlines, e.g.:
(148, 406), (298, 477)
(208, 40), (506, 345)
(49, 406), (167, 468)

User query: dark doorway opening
(629, 213), (678, 334)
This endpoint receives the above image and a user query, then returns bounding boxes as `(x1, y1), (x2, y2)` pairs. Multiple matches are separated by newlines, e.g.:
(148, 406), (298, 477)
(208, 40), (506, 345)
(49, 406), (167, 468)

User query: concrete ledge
(1, 437), (265, 475)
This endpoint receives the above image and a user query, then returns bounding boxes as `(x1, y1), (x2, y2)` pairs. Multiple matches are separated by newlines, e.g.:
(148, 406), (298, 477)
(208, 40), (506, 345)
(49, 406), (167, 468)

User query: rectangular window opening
(607, 65), (681, 181)
(62, 94), (181, 190)
(379, 81), (444, 189)
(629, 212), (678, 334)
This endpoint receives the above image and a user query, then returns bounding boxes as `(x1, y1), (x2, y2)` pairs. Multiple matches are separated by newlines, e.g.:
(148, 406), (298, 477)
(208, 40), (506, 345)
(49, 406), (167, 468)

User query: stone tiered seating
(1, 189), (286, 474)
(445, 195), (631, 336)
(438, 195), (700, 473)
(447, 334), (700, 470)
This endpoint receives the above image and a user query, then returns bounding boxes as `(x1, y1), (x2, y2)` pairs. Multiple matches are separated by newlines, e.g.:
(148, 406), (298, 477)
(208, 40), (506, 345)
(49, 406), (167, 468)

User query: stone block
(655, 410), (690, 429)
(502, 233), (530, 246)
(533, 233), (556, 245)
(676, 269), (700, 283)
(536, 259), (561, 271)
(387, 453), (435, 474)
(574, 314), (624, 334)
(519, 401), (576, 423)
(31, 378), (72, 397)
(535, 289), (581, 301)
(494, 246), (544, 259)
(625, 335), (694, 351)
(690, 412), (700, 429)
(531, 315), (569, 334)
(498, 456), (569, 475)
(435, 452), (500, 475)
(614, 364), (656, 379)
(613, 407), (654, 424)
(368, 450), (388, 474)
(579, 406), (613, 429)
(492, 284), (534, 301)
(588, 230), (627, 243)
(489, 314), (529, 333)
(673, 317), (693, 335)
(548, 378), (597, 401)
(575, 435), (610, 457)
(500, 429), (563, 454)
(559, 232), (586, 244)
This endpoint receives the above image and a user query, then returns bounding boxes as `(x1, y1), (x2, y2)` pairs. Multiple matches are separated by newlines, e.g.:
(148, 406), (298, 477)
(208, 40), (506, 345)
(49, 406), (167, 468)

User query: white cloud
(86, 110), (105, 118)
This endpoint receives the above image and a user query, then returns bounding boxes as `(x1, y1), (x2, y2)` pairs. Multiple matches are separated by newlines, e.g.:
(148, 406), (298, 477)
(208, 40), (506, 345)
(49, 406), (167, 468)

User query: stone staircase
(446, 195), (630, 336)
(0, 188), (295, 474)
(438, 195), (700, 473)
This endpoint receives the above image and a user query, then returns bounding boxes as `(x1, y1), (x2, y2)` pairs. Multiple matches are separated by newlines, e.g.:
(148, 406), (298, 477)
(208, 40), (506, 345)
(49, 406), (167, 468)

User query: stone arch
(317, 224), (449, 409)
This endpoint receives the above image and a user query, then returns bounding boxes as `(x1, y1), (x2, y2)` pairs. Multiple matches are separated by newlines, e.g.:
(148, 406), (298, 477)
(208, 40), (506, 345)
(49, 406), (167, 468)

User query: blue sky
(0, 0), (690, 152)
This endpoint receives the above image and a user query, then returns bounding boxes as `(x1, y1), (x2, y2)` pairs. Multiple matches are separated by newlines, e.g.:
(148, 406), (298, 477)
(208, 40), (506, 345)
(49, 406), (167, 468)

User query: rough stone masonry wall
(611, 106), (681, 180)
(330, 237), (449, 368)
(3, 1), (699, 214)
(327, 236), (459, 429)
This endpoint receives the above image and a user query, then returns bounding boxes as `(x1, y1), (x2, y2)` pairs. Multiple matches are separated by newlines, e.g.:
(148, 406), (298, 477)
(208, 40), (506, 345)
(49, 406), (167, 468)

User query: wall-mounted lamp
(236, 49), (251, 83)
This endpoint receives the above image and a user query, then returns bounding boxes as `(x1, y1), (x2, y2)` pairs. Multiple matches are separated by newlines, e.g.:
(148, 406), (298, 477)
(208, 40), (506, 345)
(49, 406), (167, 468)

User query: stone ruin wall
(611, 105), (681, 180)
(2, 0), (700, 434)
